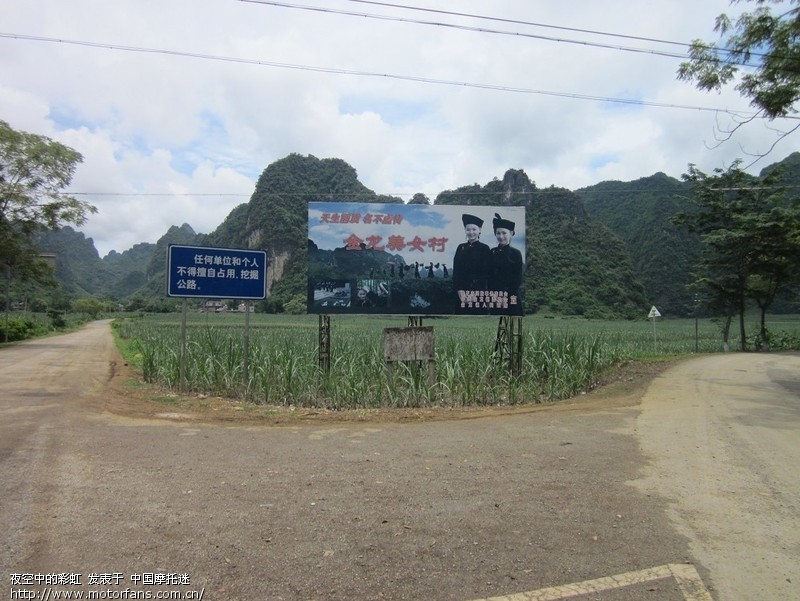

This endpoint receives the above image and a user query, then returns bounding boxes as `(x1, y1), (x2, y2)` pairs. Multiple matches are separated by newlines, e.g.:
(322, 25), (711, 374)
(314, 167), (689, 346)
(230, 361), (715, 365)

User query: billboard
(308, 202), (525, 315)
(166, 244), (268, 299)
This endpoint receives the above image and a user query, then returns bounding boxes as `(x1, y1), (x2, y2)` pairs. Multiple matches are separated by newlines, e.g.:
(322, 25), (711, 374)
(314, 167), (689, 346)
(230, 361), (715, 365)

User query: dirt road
(634, 353), (800, 601)
(1, 321), (798, 600)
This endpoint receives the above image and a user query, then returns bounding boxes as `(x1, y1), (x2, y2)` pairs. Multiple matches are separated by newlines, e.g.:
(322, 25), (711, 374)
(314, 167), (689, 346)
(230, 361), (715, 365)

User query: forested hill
(577, 151), (800, 315)
(202, 154), (404, 311)
(215, 158), (647, 317)
(576, 172), (699, 314)
(34, 223), (198, 311)
(435, 169), (646, 317)
(760, 151), (800, 188)
(33, 152), (800, 317)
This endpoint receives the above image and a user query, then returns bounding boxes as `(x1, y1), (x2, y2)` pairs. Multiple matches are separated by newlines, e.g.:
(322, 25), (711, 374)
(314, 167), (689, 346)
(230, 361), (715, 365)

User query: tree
(678, 0), (800, 156)
(741, 197), (800, 347)
(409, 193), (431, 205)
(72, 297), (106, 319)
(1, 120), (96, 281)
(674, 161), (800, 350)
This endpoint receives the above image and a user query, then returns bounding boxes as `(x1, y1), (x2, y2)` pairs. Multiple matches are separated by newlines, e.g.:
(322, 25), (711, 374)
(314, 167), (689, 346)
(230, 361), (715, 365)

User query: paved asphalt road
(1, 321), (798, 601)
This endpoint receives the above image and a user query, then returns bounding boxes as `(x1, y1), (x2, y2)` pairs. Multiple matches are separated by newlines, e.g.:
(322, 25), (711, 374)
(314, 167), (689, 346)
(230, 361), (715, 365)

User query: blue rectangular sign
(166, 245), (267, 299)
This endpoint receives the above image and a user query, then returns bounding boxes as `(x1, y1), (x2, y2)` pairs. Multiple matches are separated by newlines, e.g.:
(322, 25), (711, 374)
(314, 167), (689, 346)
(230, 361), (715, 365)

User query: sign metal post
(648, 305), (661, 354)
(166, 245), (268, 392)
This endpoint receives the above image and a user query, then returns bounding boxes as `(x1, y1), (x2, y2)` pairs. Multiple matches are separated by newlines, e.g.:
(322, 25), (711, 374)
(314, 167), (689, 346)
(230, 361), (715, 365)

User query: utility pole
(4, 260), (10, 344)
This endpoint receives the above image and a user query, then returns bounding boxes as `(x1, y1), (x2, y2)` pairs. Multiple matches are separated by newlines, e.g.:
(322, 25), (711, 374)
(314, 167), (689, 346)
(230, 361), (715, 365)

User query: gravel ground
(2, 321), (797, 600)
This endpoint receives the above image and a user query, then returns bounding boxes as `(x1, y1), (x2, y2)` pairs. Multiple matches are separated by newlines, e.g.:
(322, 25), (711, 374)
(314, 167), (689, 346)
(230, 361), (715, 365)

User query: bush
(756, 329), (800, 351)
(1, 318), (44, 342)
(283, 295), (307, 315)
(48, 309), (67, 329)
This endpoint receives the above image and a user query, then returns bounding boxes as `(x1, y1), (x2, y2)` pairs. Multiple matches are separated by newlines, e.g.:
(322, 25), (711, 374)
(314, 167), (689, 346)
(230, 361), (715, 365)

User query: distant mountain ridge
(576, 172), (699, 314)
(577, 151), (800, 314)
(34, 152), (800, 317)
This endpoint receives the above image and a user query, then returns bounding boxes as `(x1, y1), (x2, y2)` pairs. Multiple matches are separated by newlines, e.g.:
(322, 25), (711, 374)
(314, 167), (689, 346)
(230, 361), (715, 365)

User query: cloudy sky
(3, 0), (797, 257)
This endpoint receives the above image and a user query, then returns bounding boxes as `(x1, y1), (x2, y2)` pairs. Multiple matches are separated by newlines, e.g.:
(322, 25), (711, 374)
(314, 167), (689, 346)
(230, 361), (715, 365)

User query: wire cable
(240, 0), (767, 68)
(344, 0), (785, 66)
(240, 0), (703, 62)
(0, 32), (761, 118)
(342, 0), (712, 48)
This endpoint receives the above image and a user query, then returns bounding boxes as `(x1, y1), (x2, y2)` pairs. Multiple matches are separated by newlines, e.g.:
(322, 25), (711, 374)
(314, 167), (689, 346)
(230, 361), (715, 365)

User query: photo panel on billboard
(308, 202), (526, 316)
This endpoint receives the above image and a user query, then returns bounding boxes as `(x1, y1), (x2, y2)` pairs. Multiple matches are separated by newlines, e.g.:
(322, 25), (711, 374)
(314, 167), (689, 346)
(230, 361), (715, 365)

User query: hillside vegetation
(26, 152), (800, 318)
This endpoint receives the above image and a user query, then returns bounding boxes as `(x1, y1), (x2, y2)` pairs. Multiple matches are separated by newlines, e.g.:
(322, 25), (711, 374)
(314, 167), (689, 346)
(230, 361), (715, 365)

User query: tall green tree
(678, 0), (800, 153)
(674, 161), (800, 350)
(742, 195), (800, 347)
(0, 120), (96, 283)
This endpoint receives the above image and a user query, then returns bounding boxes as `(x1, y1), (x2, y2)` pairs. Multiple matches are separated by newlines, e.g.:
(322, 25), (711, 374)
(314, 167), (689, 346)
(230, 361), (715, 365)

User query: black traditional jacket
(489, 244), (523, 294)
(452, 241), (491, 291)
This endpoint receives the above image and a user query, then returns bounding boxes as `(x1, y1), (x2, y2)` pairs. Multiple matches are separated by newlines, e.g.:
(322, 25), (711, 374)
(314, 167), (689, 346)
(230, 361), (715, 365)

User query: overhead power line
(241, 0), (767, 67)
(342, 0), (700, 48)
(62, 184), (800, 200)
(240, 0), (697, 61)
(65, 192), (251, 197)
(0, 32), (760, 118)
(343, 0), (784, 66)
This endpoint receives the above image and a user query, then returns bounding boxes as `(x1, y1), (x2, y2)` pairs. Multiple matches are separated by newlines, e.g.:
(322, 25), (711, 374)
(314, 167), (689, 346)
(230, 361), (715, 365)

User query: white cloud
(2, 0), (795, 257)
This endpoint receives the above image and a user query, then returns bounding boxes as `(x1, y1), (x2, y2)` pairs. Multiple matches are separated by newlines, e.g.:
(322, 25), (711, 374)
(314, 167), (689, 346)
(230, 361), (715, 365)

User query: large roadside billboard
(308, 202), (525, 316)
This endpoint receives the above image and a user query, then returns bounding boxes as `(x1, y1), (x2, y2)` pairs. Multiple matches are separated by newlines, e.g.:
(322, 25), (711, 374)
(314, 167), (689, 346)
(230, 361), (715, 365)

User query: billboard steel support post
(319, 314), (331, 373)
(495, 316), (523, 378)
(511, 316), (523, 377)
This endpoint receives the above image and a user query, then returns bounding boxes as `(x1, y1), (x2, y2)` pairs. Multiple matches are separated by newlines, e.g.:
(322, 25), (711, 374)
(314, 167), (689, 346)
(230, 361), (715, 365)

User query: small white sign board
(648, 306), (661, 319)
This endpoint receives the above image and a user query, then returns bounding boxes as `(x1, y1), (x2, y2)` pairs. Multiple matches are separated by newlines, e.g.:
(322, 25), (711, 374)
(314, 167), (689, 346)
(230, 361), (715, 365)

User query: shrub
(1, 318), (43, 342)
